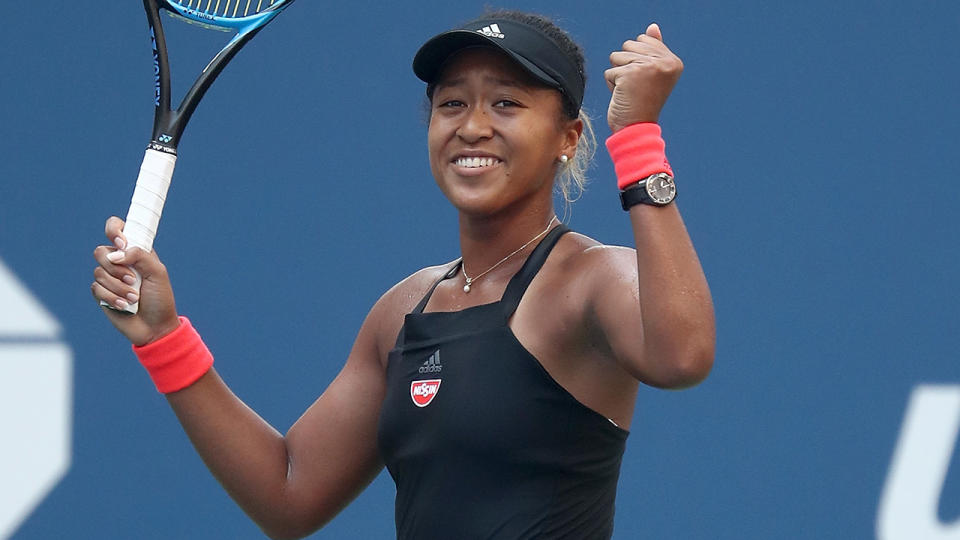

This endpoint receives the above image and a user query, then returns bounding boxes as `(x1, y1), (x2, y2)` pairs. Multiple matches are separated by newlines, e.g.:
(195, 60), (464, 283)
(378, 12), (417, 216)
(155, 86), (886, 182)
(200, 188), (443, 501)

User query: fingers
(604, 65), (632, 92)
(609, 49), (667, 68)
(93, 245), (137, 283)
(633, 23), (662, 42)
(608, 36), (683, 77)
(604, 55), (680, 88)
(92, 245), (140, 309)
(645, 23), (663, 41)
(91, 276), (138, 311)
(612, 38), (670, 65)
(92, 245), (162, 304)
(105, 216), (127, 250)
(102, 246), (161, 280)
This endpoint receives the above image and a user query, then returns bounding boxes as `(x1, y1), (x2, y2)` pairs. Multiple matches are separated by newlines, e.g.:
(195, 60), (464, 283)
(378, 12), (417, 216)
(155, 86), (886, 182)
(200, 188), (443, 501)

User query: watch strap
(620, 182), (653, 211)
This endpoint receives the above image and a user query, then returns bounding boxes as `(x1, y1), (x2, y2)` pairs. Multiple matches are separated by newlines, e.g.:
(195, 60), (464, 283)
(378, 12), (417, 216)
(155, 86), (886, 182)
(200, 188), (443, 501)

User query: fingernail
(126, 293), (139, 303)
(107, 250), (124, 263)
(122, 274), (137, 285)
(113, 236), (126, 250)
(114, 298), (129, 309)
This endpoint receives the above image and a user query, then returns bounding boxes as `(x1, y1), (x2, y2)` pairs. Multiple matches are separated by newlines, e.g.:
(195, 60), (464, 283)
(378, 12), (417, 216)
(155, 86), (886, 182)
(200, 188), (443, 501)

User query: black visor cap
(413, 19), (584, 113)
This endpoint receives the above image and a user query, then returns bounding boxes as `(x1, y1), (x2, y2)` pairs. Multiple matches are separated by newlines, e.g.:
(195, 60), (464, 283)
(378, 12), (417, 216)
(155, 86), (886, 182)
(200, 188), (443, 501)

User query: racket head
(159, 0), (295, 31)
(145, 0), (296, 150)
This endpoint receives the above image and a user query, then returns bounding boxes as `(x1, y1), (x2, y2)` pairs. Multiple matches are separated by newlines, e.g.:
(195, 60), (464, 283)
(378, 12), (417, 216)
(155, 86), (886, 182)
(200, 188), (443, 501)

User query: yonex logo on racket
(476, 24), (505, 39)
(183, 8), (215, 21)
(150, 27), (161, 106)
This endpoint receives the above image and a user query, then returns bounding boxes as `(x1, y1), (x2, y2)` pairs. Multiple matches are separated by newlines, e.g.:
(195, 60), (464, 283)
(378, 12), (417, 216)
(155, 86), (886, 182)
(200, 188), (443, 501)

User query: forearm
(165, 369), (301, 536)
(629, 203), (715, 386)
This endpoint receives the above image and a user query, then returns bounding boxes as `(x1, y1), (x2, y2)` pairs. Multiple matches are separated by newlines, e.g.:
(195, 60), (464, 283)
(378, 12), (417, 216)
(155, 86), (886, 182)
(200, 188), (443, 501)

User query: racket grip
(101, 148), (177, 314)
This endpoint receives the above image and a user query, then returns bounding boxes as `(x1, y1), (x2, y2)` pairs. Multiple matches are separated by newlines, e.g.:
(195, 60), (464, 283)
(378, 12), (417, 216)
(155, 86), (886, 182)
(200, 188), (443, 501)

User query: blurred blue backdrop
(0, 1), (957, 538)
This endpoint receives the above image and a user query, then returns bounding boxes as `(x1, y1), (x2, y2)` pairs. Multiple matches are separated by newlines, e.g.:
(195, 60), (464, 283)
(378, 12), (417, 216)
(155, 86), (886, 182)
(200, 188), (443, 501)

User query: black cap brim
(413, 30), (562, 92)
(412, 19), (584, 112)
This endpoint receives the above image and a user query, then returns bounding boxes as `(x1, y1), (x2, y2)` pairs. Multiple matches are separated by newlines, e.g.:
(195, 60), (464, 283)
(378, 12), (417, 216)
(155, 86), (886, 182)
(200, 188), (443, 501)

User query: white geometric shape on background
(0, 260), (62, 337)
(877, 384), (960, 540)
(0, 258), (73, 539)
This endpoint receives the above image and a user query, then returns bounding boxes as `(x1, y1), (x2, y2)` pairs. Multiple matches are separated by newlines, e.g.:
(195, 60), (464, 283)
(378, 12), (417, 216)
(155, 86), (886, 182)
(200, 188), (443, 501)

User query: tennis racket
(106, 0), (296, 313)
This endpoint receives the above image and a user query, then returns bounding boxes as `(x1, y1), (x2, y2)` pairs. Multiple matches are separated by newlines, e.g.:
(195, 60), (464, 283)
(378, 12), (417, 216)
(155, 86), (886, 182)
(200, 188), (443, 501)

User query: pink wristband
(132, 316), (214, 394)
(605, 123), (674, 190)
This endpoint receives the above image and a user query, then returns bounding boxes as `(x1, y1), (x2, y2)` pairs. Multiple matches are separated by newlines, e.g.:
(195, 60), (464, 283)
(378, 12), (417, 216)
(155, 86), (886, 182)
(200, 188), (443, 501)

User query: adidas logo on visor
(476, 24), (505, 39)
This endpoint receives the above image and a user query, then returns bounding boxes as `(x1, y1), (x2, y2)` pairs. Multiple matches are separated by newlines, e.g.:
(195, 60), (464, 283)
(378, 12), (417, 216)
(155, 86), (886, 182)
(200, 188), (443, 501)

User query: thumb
(646, 22), (663, 41)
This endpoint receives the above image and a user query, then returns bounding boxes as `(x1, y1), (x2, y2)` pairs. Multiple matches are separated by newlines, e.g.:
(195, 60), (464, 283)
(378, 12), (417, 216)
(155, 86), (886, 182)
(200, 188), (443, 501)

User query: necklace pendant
(457, 216), (556, 297)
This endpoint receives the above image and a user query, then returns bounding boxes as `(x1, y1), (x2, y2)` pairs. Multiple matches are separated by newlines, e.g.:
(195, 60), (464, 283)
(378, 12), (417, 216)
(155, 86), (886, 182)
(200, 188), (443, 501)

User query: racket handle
(101, 148), (177, 314)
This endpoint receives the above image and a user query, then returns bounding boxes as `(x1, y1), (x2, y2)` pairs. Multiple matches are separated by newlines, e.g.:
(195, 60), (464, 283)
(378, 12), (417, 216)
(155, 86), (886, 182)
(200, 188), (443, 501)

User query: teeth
(455, 156), (500, 168)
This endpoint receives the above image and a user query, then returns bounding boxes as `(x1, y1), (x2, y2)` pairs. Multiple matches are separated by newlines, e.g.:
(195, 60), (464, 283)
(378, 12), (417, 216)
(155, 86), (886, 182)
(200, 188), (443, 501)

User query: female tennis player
(92, 10), (714, 539)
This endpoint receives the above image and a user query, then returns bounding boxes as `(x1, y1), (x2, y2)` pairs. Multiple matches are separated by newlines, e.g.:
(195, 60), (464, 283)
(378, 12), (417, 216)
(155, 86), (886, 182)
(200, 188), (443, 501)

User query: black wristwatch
(619, 172), (677, 210)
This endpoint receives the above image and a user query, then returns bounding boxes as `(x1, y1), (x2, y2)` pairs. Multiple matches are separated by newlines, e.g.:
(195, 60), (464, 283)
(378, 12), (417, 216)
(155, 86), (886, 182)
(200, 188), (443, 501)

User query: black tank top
(377, 225), (629, 540)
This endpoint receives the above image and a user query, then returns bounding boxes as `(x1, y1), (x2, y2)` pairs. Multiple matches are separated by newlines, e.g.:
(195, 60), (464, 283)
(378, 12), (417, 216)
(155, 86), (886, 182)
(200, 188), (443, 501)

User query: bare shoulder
(526, 231), (638, 325)
(540, 233), (640, 332)
(365, 261), (459, 363)
(556, 232), (637, 283)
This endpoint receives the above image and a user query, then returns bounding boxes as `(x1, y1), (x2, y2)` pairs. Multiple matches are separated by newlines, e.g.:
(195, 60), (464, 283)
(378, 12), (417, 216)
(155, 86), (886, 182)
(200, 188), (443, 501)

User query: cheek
(426, 116), (447, 156)
(426, 125), (439, 161)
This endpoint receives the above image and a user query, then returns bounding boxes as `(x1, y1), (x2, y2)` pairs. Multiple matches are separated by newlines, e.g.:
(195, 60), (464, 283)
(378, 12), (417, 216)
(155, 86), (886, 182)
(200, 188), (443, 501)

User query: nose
(457, 105), (493, 143)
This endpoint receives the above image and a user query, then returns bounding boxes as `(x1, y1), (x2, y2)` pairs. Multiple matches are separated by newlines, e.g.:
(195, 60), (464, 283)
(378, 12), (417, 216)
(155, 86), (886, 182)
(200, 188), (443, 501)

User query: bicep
(583, 248), (648, 378)
(585, 245), (713, 389)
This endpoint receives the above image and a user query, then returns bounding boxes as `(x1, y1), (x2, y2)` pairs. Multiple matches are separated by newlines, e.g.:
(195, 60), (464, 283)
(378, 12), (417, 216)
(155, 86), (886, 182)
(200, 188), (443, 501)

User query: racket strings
(176, 0), (276, 18)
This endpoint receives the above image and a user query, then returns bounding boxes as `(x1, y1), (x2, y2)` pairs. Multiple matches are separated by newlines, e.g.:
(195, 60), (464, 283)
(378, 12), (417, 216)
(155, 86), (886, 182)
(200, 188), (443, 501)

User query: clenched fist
(605, 23), (683, 132)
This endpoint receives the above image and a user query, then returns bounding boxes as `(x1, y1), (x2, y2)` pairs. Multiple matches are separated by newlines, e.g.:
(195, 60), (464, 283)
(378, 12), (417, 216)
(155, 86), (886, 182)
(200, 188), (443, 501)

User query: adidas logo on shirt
(419, 350), (442, 374)
(476, 24), (505, 39)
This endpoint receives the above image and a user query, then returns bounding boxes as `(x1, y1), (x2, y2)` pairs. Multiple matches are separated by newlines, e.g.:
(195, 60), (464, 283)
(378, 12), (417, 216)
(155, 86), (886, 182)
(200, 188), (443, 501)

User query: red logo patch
(410, 379), (441, 407)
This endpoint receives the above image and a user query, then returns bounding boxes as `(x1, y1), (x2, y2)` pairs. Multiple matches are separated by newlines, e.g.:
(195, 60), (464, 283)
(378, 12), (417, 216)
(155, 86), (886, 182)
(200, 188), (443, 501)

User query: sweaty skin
(91, 23), (713, 539)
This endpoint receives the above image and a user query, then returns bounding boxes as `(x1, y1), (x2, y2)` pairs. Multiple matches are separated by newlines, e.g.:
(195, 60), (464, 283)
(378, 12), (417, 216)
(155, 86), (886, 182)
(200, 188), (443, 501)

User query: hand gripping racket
(106, 0), (295, 313)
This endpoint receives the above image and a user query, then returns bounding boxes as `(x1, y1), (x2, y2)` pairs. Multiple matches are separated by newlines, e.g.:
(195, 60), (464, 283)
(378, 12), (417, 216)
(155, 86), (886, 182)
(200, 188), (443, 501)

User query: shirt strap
(412, 259), (463, 314)
(500, 224), (570, 319)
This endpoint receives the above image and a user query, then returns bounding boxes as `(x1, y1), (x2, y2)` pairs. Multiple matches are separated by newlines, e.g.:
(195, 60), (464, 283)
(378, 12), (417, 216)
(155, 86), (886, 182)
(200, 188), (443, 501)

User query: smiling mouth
(454, 156), (502, 168)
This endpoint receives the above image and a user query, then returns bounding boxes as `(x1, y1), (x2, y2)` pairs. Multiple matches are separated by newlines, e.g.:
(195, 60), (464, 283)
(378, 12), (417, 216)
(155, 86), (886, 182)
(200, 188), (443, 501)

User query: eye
(438, 99), (465, 108)
(494, 99), (519, 108)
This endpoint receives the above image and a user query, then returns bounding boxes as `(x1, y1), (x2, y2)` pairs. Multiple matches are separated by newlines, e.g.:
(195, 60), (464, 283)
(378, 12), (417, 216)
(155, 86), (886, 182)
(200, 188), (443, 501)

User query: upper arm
(278, 302), (388, 533)
(578, 246), (648, 377)
(579, 245), (712, 389)
(277, 268), (440, 534)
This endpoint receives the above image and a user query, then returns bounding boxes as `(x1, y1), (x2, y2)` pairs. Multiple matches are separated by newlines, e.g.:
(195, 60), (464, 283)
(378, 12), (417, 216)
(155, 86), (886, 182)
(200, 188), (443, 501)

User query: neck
(458, 205), (558, 280)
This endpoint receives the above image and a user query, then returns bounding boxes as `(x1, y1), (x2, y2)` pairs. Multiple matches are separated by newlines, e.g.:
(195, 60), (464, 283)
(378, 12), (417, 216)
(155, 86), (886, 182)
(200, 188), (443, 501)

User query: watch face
(645, 173), (676, 204)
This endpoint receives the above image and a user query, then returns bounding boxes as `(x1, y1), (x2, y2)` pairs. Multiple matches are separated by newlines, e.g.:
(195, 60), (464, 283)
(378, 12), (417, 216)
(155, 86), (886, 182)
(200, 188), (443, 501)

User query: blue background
(1, 1), (958, 538)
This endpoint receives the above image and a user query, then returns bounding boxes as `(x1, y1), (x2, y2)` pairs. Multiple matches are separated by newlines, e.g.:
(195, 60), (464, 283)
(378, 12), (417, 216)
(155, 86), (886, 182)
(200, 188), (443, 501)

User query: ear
(560, 116), (584, 161)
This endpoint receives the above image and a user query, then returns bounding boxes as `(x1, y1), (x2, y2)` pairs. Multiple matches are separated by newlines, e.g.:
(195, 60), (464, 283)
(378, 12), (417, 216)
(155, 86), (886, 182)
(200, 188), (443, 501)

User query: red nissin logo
(410, 379), (441, 407)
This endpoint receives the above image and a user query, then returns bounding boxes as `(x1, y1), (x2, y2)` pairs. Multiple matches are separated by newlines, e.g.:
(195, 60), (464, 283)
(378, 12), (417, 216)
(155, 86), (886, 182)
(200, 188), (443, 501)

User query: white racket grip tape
(101, 148), (177, 314)
(125, 149), (177, 252)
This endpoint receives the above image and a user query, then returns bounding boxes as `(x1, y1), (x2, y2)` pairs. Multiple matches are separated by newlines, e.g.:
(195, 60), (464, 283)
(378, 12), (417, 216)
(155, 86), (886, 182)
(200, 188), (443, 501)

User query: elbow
(255, 503), (322, 540)
(260, 521), (315, 540)
(263, 530), (299, 540)
(258, 515), (306, 540)
(642, 332), (715, 389)
(670, 342), (714, 388)
(657, 312), (716, 388)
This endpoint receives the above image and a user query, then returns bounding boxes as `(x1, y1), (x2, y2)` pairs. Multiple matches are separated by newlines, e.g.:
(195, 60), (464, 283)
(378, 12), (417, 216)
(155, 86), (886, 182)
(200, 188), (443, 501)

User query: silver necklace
(461, 216), (558, 293)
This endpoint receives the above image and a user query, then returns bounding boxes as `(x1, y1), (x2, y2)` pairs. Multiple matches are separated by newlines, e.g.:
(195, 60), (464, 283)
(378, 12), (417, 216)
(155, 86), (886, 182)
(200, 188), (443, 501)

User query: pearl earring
(559, 154), (569, 163)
